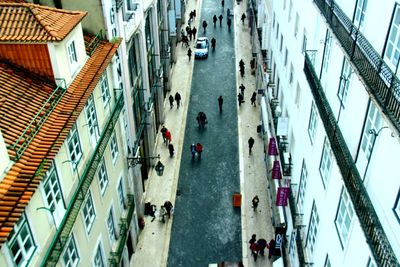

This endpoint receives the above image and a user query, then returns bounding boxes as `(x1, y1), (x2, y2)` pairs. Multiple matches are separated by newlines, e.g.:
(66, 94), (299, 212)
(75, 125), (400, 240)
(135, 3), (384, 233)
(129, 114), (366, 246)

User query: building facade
(252, 0), (400, 266)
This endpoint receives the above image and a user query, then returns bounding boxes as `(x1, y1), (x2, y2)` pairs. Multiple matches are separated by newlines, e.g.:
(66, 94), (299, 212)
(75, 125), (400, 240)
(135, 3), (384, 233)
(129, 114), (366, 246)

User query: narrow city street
(167, 0), (242, 265)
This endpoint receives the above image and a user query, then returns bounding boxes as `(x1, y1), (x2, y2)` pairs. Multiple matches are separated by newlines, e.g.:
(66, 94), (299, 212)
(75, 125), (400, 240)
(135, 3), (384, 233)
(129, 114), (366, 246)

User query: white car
(194, 37), (209, 59)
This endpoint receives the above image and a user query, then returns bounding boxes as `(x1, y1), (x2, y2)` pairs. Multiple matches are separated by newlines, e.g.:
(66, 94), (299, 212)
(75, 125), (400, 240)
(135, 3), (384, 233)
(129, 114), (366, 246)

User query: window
(284, 48), (288, 66)
(67, 40), (78, 65)
(118, 178), (127, 210)
(319, 138), (333, 187)
(7, 213), (36, 267)
(43, 162), (63, 212)
(63, 235), (79, 267)
(289, 63), (294, 84)
(107, 208), (117, 244)
(110, 132), (119, 163)
(308, 102), (318, 142)
(361, 103), (382, 159)
(288, 0), (293, 22)
(335, 188), (354, 248)
(273, 12), (276, 29)
(276, 23), (279, 40)
(297, 161), (308, 212)
(98, 158), (109, 195)
(85, 94), (99, 146)
(324, 255), (332, 267)
(338, 58), (352, 106)
(322, 30), (333, 72)
(67, 123), (82, 166)
(289, 231), (297, 264)
(384, 4), (400, 69)
(82, 191), (96, 233)
(280, 34), (284, 52)
(393, 188), (400, 223)
(294, 13), (299, 37)
(295, 82), (301, 107)
(100, 72), (111, 106)
(354, 0), (368, 32)
(93, 242), (105, 267)
(302, 30), (308, 53)
(306, 202), (319, 258)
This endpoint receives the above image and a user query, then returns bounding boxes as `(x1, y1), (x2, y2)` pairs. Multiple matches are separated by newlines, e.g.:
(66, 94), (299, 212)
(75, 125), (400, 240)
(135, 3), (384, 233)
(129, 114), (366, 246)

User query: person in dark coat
(227, 17), (232, 31)
(164, 201), (173, 217)
(241, 13), (247, 24)
(218, 96), (223, 112)
(248, 137), (255, 154)
(257, 238), (268, 256)
(190, 143), (196, 159)
(161, 125), (167, 143)
(187, 48), (192, 61)
(175, 92), (182, 108)
(202, 20), (208, 33)
(213, 15), (218, 27)
(250, 241), (259, 261)
(221, 0), (224, 8)
(268, 239), (276, 259)
(218, 14), (223, 26)
(168, 95), (174, 109)
(168, 143), (174, 157)
(252, 195), (259, 211)
(251, 91), (257, 106)
(192, 27), (197, 40)
(249, 234), (257, 248)
(238, 93), (244, 106)
(239, 83), (246, 95)
(211, 37), (216, 51)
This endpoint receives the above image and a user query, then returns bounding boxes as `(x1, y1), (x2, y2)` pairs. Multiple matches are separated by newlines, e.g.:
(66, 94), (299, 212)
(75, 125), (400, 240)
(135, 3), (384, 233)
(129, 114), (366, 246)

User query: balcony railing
(109, 194), (135, 266)
(304, 51), (399, 267)
(7, 79), (66, 161)
(41, 92), (125, 267)
(314, 0), (400, 135)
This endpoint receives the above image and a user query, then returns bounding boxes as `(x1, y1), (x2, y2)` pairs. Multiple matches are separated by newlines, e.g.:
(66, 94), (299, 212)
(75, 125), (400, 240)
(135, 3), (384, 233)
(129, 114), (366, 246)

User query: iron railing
(314, 0), (400, 135)
(87, 32), (104, 56)
(7, 79), (66, 161)
(41, 93), (124, 266)
(304, 51), (399, 267)
(288, 189), (306, 267)
(109, 194), (135, 266)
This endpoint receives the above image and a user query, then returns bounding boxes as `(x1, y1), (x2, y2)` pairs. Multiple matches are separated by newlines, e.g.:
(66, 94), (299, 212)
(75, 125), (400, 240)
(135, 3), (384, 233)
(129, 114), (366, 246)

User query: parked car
(194, 37), (209, 59)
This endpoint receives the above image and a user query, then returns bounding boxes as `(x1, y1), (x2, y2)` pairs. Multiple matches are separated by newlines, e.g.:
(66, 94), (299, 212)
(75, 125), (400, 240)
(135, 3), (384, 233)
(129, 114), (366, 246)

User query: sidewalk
(130, 0), (274, 265)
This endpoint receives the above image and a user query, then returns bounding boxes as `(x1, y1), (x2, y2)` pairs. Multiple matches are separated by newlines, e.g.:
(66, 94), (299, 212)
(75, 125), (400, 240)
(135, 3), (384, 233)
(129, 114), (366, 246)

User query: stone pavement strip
(130, 0), (274, 266)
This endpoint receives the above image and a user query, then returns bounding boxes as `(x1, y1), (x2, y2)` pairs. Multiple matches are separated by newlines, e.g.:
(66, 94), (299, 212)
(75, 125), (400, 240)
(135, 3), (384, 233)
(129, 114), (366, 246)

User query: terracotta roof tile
(0, 3), (87, 42)
(0, 37), (121, 247)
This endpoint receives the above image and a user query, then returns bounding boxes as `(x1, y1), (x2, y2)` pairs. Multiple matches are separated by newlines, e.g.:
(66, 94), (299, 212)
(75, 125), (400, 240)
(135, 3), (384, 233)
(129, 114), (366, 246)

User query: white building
(0, 2), (136, 266)
(253, 0), (400, 266)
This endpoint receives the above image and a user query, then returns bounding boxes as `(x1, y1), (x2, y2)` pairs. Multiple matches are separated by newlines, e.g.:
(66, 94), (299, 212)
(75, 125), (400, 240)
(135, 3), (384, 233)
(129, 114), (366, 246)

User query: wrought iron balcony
(304, 51), (399, 267)
(314, 0), (400, 135)
(7, 79), (66, 161)
(109, 194), (135, 266)
(41, 92), (125, 267)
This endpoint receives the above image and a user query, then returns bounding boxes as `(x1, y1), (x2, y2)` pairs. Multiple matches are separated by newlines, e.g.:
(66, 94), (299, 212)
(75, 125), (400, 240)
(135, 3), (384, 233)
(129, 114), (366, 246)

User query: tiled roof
(0, 37), (121, 246)
(0, 3), (87, 42)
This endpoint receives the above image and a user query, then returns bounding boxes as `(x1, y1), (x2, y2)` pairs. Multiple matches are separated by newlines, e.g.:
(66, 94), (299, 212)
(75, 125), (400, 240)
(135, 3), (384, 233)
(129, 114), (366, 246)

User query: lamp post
(62, 160), (80, 178)
(363, 126), (389, 181)
(37, 206), (57, 228)
(127, 154), (164, 176)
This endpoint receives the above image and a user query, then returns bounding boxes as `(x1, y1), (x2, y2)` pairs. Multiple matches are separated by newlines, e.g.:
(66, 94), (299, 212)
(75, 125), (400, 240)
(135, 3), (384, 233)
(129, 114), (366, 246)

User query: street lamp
(37, 206), (57, 228)
(62, 160), (80, 178)
(127, 154), (164, 176)
(363, 126), (389, 181)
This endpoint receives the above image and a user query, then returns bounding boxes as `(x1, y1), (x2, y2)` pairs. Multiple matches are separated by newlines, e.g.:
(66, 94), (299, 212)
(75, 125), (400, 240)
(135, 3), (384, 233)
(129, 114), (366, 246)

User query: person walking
(248, 137), (255, 154)
(168, 143), (174, 157)
(175, 92), (182, 108)
(252, 195), (259, 211)
(149, 204), (157, 222)
(169, 95), (174, 109)
(165, 130), (172, 146)
(196, 143), (203, 159)
(250, 242), (259, 262)
(239, 83), (246, 96)
(221, 0), (224, 8)
(161, 125), (167, 143)
(239, 59), (245, 77)
(241, 13), (246, 24)
(159, 205), (167, 223)
(187, 48), (192, 61)
(238, 93), (244, 106)
(268, 239), (276, 259)
(218, 96), (223, 112)
(192, 27), (197, 39)
(249, 234), (257, 248)
(188, 27), (193, 41)
(164, 201), (173, 218)
(190, 143), (197, 159)
(227, 17), (232, 31)
(202, 20), (208, 33)
(257, 238), (268, 256)
(218, 14), (223, 27)
(211, 37), (216, 51)
(251, 91), (257, 106)
(213, 15), (217, 27)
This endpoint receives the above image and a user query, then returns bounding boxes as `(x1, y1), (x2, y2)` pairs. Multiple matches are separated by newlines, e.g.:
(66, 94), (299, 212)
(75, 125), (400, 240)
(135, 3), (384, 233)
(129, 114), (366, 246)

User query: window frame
(67, 40), (78, 70)
(335, 187), (355, 248)
(353, 0), (368, 32)
(66, 123), (83, 168)
(360, 103), (382, 160)
(305, 201), (319, 258)
(110, 132), (119, 164)
(97, 158), (109, 196)
(43, 162), (65, 212)
(308, 102), (318, 143)
(322, 30), (333, 73)
(383, 3), (400, 70)
(93, 241), (105, 267)
(297, 160), (308, 212)
(106, 207), (117, 245)
(82, 191), (96, 233)
(63, 234), (80, 267)
(7, 213), (37, 267)
(319, 138), (333, 188)
(85, 94), (100, 146)
(117, 177), (127, 210)
(337, 57), (353, 107)
(393, 187), (400, 224)
(100, 72), (111, 107)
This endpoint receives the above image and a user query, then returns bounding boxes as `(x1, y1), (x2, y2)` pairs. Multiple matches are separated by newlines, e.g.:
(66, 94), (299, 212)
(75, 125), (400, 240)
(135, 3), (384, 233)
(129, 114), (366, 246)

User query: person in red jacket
(196, 143), (203, 159)
(165, 130), (172, 146)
